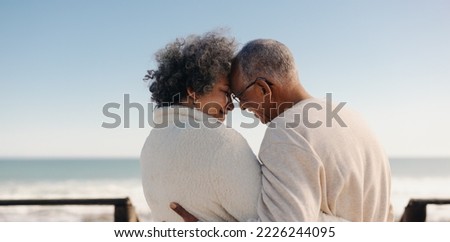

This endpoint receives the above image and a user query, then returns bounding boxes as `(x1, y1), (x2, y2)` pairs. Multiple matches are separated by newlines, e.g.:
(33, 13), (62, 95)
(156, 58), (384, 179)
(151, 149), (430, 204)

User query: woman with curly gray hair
(144, 31), (235, 121)
(140, 31), (262, 221)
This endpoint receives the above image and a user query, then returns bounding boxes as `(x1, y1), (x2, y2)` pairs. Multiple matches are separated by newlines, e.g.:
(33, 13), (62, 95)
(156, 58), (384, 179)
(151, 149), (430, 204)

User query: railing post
(400, 200), (427, 222)
(114, 197), (139, 222)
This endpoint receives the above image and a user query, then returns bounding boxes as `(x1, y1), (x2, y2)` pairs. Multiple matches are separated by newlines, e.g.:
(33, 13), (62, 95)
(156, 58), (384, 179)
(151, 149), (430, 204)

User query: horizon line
(1, 156), (449, 160)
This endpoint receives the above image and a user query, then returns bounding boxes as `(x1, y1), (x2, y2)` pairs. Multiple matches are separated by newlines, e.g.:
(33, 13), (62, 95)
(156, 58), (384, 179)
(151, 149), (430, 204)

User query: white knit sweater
(257, 98), (394, 221)
(140, 106), (261, 221)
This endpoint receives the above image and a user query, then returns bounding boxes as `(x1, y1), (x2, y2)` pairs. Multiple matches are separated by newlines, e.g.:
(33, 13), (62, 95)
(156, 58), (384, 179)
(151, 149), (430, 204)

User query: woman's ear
(187, 87), (196, 100)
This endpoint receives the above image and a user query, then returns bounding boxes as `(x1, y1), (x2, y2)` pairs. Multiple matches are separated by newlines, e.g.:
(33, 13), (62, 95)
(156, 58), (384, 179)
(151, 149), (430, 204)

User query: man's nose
(239, 101), (248, 111)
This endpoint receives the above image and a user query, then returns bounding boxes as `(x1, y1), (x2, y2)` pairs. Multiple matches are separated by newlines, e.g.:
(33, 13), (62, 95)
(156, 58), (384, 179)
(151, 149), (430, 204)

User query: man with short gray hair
(229, 39), (394, 221)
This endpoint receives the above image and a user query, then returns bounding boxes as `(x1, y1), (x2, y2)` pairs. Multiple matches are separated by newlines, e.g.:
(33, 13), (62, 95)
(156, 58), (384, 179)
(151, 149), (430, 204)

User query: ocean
(0, 158), (449, 222)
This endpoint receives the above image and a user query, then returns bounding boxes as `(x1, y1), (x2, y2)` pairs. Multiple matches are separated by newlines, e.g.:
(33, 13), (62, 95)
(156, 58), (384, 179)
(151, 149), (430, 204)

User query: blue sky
(1, 0), (449, 158)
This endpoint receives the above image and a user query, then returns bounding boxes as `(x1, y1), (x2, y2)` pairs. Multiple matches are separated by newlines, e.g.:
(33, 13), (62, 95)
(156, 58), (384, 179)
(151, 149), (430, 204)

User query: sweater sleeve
(209, 130), (262, 221)
(257, 127), (325, 222)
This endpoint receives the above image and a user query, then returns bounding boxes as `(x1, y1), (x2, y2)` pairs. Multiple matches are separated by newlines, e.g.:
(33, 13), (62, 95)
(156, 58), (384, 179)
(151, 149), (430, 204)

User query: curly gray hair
(234, 39), (297, 84)
(144, 31), (236, 107)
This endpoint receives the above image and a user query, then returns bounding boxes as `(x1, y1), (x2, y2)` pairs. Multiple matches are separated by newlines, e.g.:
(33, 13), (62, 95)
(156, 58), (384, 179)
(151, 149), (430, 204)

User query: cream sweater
(140, 106), (261, 221)
(141, 106), (346, 222)
(257, 98), (394, 221)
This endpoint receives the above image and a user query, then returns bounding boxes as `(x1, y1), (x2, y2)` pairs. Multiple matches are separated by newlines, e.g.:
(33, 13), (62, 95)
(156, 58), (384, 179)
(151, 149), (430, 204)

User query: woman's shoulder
(202, 124), (252, 150)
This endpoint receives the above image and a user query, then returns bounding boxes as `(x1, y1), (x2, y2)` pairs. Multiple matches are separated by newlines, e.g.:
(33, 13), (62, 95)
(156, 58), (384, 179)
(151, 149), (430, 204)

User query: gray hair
(144, 31), (236, 107)
(234, 39), (297, 84)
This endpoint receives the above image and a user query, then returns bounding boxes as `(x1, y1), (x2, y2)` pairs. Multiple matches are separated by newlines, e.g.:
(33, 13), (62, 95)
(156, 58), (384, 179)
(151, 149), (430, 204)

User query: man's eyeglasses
(230, 77), (271, 103)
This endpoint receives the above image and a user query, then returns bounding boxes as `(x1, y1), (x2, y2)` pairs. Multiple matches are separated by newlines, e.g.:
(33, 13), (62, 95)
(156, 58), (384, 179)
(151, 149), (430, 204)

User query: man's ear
(256, 79), (272, 96)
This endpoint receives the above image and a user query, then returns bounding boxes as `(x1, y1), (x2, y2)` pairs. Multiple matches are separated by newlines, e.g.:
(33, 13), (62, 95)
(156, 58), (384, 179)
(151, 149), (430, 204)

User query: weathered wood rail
(0, 197), (139, 222)
(400, 198), (450, 222)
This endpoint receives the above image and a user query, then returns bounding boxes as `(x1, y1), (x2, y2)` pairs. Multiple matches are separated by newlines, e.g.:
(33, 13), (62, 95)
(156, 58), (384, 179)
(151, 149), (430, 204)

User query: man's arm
(170, 202), (348, 222)
(257, 127), (326, 221)
(170, 202), (199, 222)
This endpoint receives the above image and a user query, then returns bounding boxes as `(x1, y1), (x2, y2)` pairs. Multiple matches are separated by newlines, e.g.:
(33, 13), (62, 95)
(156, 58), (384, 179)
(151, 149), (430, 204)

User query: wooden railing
(3, 197), (448, 222)
(0, 197), (139, 222)
(400, 198), (450, 222)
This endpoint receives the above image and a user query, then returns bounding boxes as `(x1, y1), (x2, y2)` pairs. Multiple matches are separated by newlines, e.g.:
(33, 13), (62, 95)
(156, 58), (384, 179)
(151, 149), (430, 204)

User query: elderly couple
(140, 31), (394, 222)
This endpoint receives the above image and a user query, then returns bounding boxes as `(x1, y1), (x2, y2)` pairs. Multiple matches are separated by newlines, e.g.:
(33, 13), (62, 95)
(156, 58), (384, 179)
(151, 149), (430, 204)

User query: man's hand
(170, 202), (199, 222)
